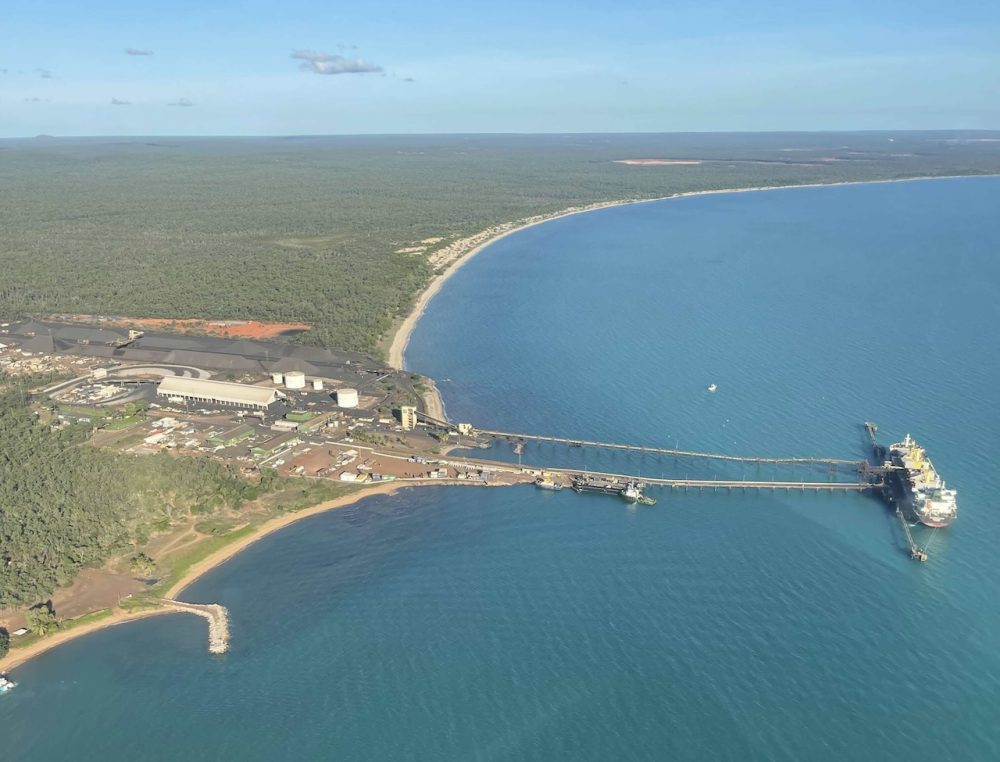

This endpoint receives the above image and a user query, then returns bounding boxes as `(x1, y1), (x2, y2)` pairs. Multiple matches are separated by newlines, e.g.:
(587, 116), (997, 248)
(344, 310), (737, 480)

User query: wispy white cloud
(125, 48), (153, 56)
(292, 50), (383, 75)
(36, 68), (53, 79)
(167, 97), (194, 107)
(24, 96), (48, 102)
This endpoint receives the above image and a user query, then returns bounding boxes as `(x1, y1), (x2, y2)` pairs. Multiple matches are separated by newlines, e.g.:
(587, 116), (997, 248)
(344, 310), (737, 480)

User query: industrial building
(401, 405), (417, 430)
(300, 411), (337, 432)
(251, 432), (300, 457)
(157, 376), (285, 410)
(208, 423), (256, 447)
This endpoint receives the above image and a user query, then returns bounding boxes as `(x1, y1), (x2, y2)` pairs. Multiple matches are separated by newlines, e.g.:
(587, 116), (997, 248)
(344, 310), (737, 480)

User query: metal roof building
(157, 376), (285, 410)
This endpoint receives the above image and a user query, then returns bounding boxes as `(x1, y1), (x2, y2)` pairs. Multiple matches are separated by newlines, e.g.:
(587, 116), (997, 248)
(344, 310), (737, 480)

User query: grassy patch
(102, 415), (146, 431)
(106, 430), (149, 450)
(194, 516), (242, 536)
(62, 608), (115, 630)
(9, 608), (116, 651)
(262, 481), (360, 516)
(149, 482), (362, 595)
(57, 403), (107, 419)
(118, 597), (164, 614)
(150, 524), (259, 596)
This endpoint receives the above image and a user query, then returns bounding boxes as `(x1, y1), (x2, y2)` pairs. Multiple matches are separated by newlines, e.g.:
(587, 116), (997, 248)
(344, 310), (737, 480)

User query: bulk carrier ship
(888, 434), (958, 528)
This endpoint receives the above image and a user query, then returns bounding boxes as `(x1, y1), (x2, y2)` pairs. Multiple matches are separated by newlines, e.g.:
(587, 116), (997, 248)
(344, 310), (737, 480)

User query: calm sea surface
(4, 177), (1000, 760)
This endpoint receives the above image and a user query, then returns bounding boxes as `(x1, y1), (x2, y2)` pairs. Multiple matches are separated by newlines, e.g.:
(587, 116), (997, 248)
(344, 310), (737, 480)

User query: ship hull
(917, 516), (954, 529)
(572, 484), (624, 497)
(887, 461), (956, 529)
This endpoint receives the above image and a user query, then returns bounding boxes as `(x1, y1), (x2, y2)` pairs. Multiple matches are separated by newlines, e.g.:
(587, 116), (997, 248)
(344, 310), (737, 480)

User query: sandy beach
(386, 174), (985, 371)
(4, 173), (986, 678)
(0, 477), (526, 674)
(420, 377), (447, 422)
(0, 481), (403, 673)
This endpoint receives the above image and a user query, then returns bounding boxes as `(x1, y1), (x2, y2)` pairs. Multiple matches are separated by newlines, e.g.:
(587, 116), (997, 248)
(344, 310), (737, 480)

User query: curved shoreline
(4, 172), (990, 677)
(0, 481), (405, 674)
(386, 173), (990, 370)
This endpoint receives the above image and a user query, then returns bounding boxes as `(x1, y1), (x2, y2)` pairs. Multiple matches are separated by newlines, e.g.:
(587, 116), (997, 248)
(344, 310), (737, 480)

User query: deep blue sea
(4, 177), (1000, 760)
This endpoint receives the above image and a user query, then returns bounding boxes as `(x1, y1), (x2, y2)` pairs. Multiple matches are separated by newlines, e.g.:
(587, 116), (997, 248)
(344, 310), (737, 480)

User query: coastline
(385, 173), (989, 371)
(4, 172), (989, 678)
(419, 376), (447, 422)
(0, 481), (405, 674)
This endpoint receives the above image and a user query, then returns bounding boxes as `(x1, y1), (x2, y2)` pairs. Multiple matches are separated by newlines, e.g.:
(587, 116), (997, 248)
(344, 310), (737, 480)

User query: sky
(1, 0), (999, 136)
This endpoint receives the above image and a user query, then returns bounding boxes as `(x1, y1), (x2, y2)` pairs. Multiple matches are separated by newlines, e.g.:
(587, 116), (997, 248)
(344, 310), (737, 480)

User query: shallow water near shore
(5, 177), (1000, 760)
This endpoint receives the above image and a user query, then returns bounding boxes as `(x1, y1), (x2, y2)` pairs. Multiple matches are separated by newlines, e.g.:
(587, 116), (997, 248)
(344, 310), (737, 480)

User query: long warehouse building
(157, 376), (285, 410)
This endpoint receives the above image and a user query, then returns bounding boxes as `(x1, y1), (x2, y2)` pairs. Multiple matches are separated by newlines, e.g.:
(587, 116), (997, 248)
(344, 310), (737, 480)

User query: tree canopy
(2, 133), (997, 355)
(0, 388), (258, 607)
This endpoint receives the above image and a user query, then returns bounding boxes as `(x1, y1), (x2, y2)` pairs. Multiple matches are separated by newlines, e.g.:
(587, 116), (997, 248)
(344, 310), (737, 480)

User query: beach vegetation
(0, 628), (9, 658)
(11, 608), (119, 651)
(25, 604), (59, 636)
(150, 525), (260, 597)
(129, 553), (157, 577)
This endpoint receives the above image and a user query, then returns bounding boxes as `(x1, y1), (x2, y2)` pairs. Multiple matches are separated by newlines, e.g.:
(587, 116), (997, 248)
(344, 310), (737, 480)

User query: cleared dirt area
(46, 314), (311, 339)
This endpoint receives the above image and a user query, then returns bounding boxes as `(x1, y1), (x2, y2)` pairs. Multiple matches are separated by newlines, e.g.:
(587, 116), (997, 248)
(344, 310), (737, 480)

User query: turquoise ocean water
(4, 177), (1000, 760)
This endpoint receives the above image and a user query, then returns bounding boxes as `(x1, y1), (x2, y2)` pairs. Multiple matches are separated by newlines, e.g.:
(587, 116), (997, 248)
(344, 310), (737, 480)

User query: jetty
(561, 471), (877, 492)
(423, 413), (944, 562)
(475, 427), (860, 466)
(159, 599), (230, 654)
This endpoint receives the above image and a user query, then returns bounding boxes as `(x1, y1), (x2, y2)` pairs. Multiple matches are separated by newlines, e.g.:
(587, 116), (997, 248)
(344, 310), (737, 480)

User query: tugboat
(622, 480), (657, 506)
(535, 475), (564, 491)
(0, 674), (17, 694)
(621, 480), (643, 502)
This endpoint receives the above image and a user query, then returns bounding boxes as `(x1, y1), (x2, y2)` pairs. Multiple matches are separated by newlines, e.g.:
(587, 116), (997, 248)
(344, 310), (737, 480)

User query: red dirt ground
(48, 315), (311, 339)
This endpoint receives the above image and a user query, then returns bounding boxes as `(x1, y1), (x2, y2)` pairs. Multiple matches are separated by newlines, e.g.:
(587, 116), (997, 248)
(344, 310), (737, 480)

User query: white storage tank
(312, 378), (324, 391)
(284, 371), (306, 390)
(337, 388), (359, 408)
(270, 371), (284, 385)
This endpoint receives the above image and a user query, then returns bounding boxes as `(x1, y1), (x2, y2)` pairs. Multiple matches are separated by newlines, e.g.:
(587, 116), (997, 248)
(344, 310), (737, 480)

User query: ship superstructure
(888, 434), (958, 528)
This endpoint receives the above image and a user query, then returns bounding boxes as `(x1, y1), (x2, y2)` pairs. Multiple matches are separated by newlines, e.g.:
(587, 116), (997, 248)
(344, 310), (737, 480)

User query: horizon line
(3, 128), (1000, 141)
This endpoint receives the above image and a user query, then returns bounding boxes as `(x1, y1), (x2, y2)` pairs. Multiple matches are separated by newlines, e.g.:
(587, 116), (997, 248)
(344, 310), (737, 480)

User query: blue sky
(2, 0), (998, 136)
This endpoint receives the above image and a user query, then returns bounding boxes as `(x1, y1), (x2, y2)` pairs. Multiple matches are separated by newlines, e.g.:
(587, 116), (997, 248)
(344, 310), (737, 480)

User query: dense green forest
(2, 132), (999, 353)
(0, 387), (260, 607)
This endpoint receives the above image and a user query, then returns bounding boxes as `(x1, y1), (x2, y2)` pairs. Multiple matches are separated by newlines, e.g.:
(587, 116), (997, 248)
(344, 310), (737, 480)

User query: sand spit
(614, 159), (704, 165)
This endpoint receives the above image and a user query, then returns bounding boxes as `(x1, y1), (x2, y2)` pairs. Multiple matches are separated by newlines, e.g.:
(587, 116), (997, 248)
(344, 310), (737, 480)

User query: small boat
(0, 675), (17, 694)
(535, 476), (563, 491)
(707, 383), (717, 393)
